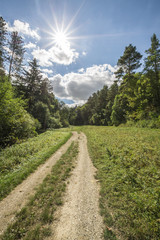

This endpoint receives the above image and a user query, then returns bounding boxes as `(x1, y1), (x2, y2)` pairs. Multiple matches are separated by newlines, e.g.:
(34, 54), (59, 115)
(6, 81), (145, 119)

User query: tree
(8, 31), (25, 79)
(22, 58), (43, 112)
(111, 95), (126, 126)
(115, 44), (142, 80)
(0, 75), (37, 146)
(105, 81), (119, 124)
(113, 45), (142, 124)
(144, 33), (160, 108)
(0, 17), (7, 75)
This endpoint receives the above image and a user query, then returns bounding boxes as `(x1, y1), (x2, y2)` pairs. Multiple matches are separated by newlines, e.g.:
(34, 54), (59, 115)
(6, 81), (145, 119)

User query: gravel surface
(51, 132), (104, 240)
(0, 132), (78, 235)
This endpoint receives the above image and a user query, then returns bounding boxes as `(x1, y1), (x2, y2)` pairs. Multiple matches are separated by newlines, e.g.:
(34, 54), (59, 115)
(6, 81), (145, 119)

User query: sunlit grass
(80, 126), (160, 240)
(0, 130), (72, 200)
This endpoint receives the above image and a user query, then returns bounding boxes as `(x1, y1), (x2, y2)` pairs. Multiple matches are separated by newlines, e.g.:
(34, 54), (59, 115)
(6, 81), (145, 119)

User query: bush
(48, 116), (62, 129)
(125, 117), (160, 129)
(0, 76), (37, 146)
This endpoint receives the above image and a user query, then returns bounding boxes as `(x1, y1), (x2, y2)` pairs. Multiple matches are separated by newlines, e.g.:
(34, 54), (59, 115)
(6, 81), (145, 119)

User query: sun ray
(40, 1), (90, 50)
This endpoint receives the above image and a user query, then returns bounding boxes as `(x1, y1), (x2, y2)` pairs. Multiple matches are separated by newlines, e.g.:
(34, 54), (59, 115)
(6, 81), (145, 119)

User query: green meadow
(80, 126), (160, 240)
(0, 130), (71, 200)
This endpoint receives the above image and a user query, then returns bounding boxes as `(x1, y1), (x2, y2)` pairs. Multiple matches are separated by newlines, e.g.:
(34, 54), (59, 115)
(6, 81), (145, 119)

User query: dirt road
(50, 132), (104, 240)
(0, 132), (78, 235)
(0, 132), (104, 239)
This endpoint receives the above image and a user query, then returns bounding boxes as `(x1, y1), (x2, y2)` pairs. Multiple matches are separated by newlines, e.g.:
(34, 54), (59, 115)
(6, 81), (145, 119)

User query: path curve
(0, 132), (78, 235)
(51, 132), (104, 240)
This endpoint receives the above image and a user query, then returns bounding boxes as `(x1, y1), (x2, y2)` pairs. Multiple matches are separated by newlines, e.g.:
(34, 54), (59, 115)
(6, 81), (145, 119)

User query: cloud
(82, 51), (87, 56)
(41, 68), (53, 74)
(50, 64), (117, 105)
(31, 48), (53, 67)
(24, 42), (36, 49)
(78, 68), (84, 73)
(32, 44), (79, 66)
(7, 20), (40, 40)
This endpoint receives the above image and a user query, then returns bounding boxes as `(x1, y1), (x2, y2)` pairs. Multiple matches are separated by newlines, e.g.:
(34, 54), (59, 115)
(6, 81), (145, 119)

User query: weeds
(1, 141), (78, 240)
(0, 130), (71, 200)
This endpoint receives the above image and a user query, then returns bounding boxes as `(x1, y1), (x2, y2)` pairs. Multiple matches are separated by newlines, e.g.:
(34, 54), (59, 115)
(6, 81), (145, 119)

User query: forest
(70, 38), (160, 127)
(0, 16), (160, 147)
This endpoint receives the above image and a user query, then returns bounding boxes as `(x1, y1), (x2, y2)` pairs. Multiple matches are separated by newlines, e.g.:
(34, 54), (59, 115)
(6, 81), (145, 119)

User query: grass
(0, 130), (72, 200)
(80, 126), (160, 240)
(0, 141), (78, 240)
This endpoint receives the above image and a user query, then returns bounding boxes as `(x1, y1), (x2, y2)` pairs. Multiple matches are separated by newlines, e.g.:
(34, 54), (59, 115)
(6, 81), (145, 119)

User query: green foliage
(1, 141), (78, 240)
(144, 33), (160, 109)
(115, 44), (142, 79)
(0, 76), (37, 146)
(32, 101), (51, 130)
(81, 126), (160, 240)
(14, 58), (67, 130)
(70, 82), (118, 126)
(111, 95), (126, 126)
(0, 130), (71, 200)
(125, 117), (160, 129)
(72, 35), (159, 128)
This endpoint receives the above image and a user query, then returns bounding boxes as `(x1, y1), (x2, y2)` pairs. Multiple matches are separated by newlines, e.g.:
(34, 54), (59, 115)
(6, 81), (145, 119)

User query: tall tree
(22, 58), (43, 112)
(8, 31), (25, 79)
(0, 17), (7, 75)
(144, 33), (160, 108)
(115, 44), (142, 80)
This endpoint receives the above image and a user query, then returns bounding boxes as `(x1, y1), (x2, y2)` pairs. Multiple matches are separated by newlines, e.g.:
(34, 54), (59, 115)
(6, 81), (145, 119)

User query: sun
(53, 31), (68, 48)
(42, 5), (84, 50)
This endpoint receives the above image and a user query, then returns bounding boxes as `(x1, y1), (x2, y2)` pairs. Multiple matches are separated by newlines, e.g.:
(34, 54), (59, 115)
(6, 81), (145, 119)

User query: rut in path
(50, 132), (104, 240)
(0, 132), (78, 235)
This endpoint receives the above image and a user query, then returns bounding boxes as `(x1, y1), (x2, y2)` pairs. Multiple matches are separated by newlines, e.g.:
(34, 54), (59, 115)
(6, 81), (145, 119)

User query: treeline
(0, 17), (70, 147)
(70, 34), (160, 127)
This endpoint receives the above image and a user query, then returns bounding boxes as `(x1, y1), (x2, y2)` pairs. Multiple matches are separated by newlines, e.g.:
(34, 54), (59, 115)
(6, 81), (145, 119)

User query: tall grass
(0, 130), (71, 200)
(81, 126), (160, 240)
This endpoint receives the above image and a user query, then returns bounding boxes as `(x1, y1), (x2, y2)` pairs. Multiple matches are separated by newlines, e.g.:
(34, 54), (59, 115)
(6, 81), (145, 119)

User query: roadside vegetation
(81, 126), (160, 240)
(0, 130), (71, 200)
(1, 141), (78, 240)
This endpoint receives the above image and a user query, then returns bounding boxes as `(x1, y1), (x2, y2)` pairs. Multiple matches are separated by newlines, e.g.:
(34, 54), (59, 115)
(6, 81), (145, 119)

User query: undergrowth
(0, 141), (78, 240)
(81, 126), (160, 240)
(0, 130), (72, 200)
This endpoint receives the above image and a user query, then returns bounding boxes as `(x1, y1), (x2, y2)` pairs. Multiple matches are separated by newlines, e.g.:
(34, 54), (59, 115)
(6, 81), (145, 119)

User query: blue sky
(1, 0), (160, 105)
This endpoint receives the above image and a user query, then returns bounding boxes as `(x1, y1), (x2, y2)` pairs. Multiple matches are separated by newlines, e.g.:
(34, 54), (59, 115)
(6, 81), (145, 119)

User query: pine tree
(8, 31), (25, 79)
(22, 58), (43, 111)
(115, 44), (142, 80)
(0, 17), (7, 75)
(144, 33), (160, 108)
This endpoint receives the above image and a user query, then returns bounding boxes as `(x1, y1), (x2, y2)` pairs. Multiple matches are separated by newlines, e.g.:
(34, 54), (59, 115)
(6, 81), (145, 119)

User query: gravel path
(51, 132), (104, 240)
(0, 132), (78, 235)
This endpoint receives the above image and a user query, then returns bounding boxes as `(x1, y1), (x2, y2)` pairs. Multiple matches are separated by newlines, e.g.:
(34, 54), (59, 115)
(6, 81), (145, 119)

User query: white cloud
(78, 68), (84, 73)
(24, 42), (36, 49)
(50, 64), (117, 105)
(32, 48), (52, 67)
(41, 68), (53, 74)
(32, 44), (79, 66)
(82, 51), (87, 56)
(7, 20), (40, 40)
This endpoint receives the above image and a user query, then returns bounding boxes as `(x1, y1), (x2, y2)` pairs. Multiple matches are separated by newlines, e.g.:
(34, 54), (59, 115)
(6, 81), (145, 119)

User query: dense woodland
(0, 16), (160, 147)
